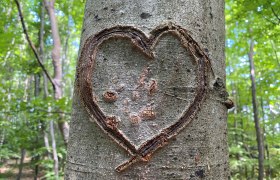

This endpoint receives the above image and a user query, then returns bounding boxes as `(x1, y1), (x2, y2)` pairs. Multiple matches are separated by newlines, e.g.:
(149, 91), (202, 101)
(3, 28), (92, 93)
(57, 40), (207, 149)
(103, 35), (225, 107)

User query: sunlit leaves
(226, 0), (280, 178)
(0, 0), (84, 178)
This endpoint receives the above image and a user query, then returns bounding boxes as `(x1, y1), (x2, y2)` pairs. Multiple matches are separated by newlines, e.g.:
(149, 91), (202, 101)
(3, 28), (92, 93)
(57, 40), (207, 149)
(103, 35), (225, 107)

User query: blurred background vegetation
(0, 0), (279, 179)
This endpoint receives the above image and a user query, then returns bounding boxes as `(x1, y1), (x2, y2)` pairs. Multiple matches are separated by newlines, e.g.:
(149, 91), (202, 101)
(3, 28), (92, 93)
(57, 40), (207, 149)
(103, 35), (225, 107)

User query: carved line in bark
(76, 23), (211, 172)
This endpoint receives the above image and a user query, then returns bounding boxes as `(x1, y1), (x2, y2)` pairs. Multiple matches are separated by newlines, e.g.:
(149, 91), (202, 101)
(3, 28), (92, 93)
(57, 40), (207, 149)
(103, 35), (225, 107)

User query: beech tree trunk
(66, 0), (229, 179)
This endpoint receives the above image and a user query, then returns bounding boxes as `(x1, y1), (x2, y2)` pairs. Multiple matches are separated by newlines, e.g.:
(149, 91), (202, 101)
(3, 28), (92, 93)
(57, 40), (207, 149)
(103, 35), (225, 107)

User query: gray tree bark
(66, 0), (229, 179)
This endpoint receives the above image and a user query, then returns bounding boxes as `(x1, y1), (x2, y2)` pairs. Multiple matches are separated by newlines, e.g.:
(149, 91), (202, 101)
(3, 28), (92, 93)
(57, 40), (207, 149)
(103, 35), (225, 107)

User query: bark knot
(103, 91), (118, 103)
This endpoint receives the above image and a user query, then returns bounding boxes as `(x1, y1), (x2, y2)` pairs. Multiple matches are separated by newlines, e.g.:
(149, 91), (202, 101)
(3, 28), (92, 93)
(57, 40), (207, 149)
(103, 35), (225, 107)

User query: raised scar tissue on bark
(76, 22), (212, 172)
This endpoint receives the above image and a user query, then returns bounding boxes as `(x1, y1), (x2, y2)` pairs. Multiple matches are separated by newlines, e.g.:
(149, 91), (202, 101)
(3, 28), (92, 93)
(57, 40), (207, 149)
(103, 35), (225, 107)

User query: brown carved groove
(76, 23), (212, 172)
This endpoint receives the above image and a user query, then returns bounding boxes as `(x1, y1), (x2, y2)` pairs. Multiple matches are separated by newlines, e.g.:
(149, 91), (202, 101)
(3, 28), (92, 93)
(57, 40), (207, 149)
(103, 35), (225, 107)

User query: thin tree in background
(39, 1), (52, 161)
(44, 0), (70, 146)
(14, 0), (63, 178)
(43, 0), (64, 178)
(248, 37), (264, 180)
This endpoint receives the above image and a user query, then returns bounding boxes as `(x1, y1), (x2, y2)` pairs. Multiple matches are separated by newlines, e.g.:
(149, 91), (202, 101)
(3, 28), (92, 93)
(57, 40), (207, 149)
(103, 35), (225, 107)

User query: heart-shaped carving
(77, 23), (211, 172)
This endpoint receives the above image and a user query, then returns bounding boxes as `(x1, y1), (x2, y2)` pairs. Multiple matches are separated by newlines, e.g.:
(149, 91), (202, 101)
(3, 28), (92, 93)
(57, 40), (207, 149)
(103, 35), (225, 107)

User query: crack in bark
(76, 22), (212, 172)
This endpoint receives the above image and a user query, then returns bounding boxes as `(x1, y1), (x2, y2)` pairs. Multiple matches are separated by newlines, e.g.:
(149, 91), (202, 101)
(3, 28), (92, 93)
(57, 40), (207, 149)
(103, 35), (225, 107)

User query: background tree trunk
(16, 148), (26, 180)
(50, 118), (59, 179)
(248, 38), (264, 180)
(44, 0), (70, 146)
(65, 0), (229, 179)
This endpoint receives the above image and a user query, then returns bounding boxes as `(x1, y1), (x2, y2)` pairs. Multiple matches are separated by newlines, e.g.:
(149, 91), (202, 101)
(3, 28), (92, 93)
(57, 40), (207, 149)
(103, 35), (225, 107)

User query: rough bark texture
(66, 0), (228, 179)
(248, 39), (264, 180)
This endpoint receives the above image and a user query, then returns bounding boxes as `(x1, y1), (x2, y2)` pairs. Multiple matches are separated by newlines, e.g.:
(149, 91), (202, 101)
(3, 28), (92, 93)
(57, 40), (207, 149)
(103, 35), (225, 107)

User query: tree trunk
(260, 97), (271, 179)
(39, 1), (49, 98)
(50, 119), (59, 179)
(66, 0), (228, 179)
(17, 148), (26, 180)
(248, 38), (264, 180)
(33, 75), (41, 180)
(0, 130), (4, 148)
(44, 0), (69, 146)
(38, 2), (52, 161)
(33, 5), (45, 178)
(43, 0), (62, 99)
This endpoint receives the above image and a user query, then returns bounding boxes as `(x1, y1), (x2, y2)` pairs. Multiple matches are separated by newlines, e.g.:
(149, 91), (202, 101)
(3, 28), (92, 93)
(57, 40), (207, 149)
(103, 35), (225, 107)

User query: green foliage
(0, 148), (20, 164)
(226, 0), (280, 179)
(0, 0), (84, 178)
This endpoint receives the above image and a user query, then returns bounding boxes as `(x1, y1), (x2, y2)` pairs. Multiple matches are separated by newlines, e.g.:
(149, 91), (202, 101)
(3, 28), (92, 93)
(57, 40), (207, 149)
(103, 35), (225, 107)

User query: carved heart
(77, 23), (211, 172)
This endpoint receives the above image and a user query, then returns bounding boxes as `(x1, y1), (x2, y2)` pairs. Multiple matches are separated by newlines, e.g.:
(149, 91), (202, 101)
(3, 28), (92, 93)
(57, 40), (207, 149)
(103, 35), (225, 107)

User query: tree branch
(14, 0), (56, 90)
(271, 7), (280, 24)
(270, 40), (280, 67)
(262, 14), (278, 25)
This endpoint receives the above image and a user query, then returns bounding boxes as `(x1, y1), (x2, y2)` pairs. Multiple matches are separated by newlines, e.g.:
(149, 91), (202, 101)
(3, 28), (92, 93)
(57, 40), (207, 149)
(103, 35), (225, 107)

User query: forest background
(0, 0), (279, 179)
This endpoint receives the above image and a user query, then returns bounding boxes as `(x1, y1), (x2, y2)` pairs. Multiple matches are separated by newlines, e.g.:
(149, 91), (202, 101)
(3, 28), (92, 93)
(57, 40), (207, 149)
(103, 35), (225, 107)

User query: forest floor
(0, 157), (38, 180)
